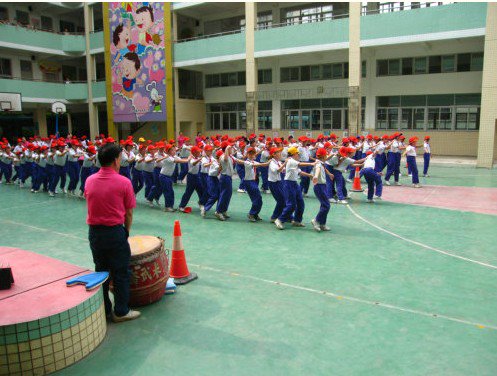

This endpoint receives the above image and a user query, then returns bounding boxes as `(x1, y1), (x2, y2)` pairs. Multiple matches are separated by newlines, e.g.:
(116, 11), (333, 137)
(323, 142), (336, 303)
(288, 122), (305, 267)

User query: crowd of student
(0, 132), (431, 231)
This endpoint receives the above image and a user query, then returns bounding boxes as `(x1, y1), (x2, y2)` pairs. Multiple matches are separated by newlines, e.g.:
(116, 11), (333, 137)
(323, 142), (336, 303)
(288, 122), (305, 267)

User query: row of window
(205, 69), (272, 88)
(206, 101), (273, 130)
(377, 53), (484, 76)
(281, 62), (367, 82)
(0, 7), (83, 32)
(362, 2), (446, 15)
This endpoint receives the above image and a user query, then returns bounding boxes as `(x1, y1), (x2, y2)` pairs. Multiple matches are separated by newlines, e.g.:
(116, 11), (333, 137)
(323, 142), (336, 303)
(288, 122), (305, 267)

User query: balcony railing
(0, 19), (85, 35)
(361, 2), (452, 16)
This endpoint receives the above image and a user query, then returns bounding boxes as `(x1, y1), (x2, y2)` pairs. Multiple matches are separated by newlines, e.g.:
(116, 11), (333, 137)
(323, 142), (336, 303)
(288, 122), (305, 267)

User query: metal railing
(175, 28), (244, 43)
(0, 19), (85, 35)
(0, 75), (88, 84)
(361, 2), (451, 16)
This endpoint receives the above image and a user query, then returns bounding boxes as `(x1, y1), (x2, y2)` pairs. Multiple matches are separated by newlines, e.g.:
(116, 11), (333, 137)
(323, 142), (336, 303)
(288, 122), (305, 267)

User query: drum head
(128, 235), (162, 256)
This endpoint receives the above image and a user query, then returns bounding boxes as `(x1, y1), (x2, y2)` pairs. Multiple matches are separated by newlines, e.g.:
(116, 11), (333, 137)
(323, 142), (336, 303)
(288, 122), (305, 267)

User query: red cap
(339, 146), (355, 157)
(165, 143), (174, 152)
(424, 136), (430, 140)
(147, 145), (156, 152)
(274, 138), (282, 144)
(106, 137), (115, 143)
(191, 146), (201, 155)
(366, 150), (373, 156)
(373, 136), (380, 141)
(220, 141), (231, 150)
(342, 138), (349, 144)
(323, 142), (332, 149)
(213, 140), (221, 147)
(87, 146), (96, 154)
(409, 137), (418, 144)
(367, 134), (373, 140)
(329, 133), (337, 139)
(204, 145), (213, 151)
(246, 147), (257, 154)
(316, 148), (327, 157)
(269, 147), (282, 155)
(216, 150), (224, 158)
(239, 141), (246, 148)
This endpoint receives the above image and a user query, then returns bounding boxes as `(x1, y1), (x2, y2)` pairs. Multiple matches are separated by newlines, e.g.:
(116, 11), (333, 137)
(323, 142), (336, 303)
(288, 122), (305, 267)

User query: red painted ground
(380, 185), (497, 216)
(0, 247), (97, 326)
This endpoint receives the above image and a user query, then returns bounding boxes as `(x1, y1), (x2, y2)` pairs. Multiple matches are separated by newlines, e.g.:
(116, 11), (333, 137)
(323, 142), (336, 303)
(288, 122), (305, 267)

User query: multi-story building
(0, 2), (496, 167)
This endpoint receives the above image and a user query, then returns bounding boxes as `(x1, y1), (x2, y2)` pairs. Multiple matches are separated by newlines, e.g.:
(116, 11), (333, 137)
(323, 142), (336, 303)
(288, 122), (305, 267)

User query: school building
(0, 2), (496, 167)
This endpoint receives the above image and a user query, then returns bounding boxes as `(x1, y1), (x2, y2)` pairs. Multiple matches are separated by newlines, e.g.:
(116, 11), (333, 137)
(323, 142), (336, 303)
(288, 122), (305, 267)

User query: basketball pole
(55, 112), (59, 138)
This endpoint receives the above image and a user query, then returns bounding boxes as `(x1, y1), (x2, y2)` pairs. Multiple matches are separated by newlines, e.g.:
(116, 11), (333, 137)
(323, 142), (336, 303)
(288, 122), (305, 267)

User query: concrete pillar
(84, 3), (99, 139)
(272, 100), (281, 131)
(348, 2), (362, 136)
(35, 108), (47, 137)
(245, 2), (258, 136)
(477, 3), (497, 168)
(67, 113), (73, 135)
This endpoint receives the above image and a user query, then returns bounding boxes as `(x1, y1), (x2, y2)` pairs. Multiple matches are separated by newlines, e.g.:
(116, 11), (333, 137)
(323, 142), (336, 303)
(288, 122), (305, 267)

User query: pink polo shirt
(85, 167), (136, 226)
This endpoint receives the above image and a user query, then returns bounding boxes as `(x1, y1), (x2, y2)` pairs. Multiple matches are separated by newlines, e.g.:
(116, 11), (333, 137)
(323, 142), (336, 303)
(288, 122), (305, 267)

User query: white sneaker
(270, 218), (276, 223)
(291, 221), (305, 227)
(311, 219), (321, 232)
(31, 189), (34, 193)
(264, 190), (271, 194)
(62, 188), (68, 194)
(164, 207), (176, 212)
(320, 225), (331, 231)
(200, 207), (206, 217)
(154, 199), (160, 206)
(304, 193), (309, 198)
(49, 191), (55, 197)
(214, 212), (226, 221)
(394, 182), (402, 186)
(19, 183), (24, 188)
(346, 179), (353, 183)
(237, 189), (246, 193)
(247, 214), (257, 222)
(178, 207), (186, 212)
(367, 199), (375, 203)
(374, 195), (382, 200)
(413, 184), (421, 188)
(274, 218), (284, 230)
(424, 174), (430, 178)
(408, 174), (412, 177)
(328, 198), (337, 204)
(338, 200), (348, 204)
(112, 310), (141, 323)
(146, 200), (154, 207)
(384, 181), (391, 186)
(33, 190), (38, 193)
(222, 212), (230, 219)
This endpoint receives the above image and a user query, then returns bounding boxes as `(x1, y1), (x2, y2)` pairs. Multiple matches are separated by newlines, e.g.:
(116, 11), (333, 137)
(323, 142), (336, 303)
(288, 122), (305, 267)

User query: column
(164, 3), (175, 140)
(477, 3), (497, 168)
(67, 113), (73, 135)
(348, 2), (362, 136)
(245, 2), (258, 136)
(35, 108), (48, 137)
(102, 2), (117, 138)
(84, 3), (99, 139)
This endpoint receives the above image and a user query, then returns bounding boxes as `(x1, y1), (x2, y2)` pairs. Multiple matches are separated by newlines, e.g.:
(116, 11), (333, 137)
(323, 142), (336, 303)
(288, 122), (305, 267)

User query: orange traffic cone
(351, 166), (364, 192)
(169, 220), (198, 285)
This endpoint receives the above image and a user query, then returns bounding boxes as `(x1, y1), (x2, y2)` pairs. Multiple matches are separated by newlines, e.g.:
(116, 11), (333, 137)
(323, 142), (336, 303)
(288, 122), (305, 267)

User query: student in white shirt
(235, 141), (247, 193)
(384, 133), (405, 186)
(201, 149), (223, 217)
(142, 146), (157, 203)
(403, 137), (423, 188)
(298, 137), (312, 197)
(359, 150), (383, 202)
(131, 145), (146, 195)
(79, 146), (97, 197)
(311, 148), (335, 232)
(156, 144), (189, 212)
(178, 146), (203, 212)
(423, 136), (431, 177)
(215, 143), (235, 221)
(67, 140), (83, 195)
(49, 141), (69, 197)
(267, 147), (287, 223)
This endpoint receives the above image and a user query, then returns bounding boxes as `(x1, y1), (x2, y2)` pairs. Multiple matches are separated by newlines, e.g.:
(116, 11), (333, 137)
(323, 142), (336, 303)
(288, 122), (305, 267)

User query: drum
(128, 235), (169, 307)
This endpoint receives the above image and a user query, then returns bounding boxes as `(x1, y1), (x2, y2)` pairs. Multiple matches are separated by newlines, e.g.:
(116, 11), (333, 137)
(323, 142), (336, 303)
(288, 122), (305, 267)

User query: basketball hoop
(1, 101), (12, 112)
(52, 101), (66, 115)
(0, 93), (21, 112)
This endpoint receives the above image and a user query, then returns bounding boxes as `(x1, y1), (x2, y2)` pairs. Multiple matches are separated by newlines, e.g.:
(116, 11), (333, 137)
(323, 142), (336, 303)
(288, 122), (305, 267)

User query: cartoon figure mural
(109, 2), (166, 122)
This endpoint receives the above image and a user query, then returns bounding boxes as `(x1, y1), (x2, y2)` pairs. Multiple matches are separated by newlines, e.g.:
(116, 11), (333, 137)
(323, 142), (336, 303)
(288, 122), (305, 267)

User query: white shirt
(220, 154), (234, 176)
(154, 152), (165, 169)
(160, 155), (179, 176)
(134, 154), (144, 171)
(260, 150), (270, 163)
(298, 146), (310, 162)
(82, 153), (95, 168)
(313, 161), (327, 184)
(376, 141), (386, 155)
(390, 140), (400, 153)
(54, 150), (67, 166)
(406, 145), (417, 157)
(142, 154), (155, 172)
(120, 150), (134, 167)
(201, 156), (211, 174)
(334, 157), (355, 172)
(284, 158), (300, 181)
(363, 155), (376, 169)
(37, 154), (47, 168)
(67, 148), (79, 162)
(243, 160), (256, 181)
(208, 159), (220, 177)
(188, 158), (201, 174)
(424, 142), (431, 154)
(268, 159), (282, 182)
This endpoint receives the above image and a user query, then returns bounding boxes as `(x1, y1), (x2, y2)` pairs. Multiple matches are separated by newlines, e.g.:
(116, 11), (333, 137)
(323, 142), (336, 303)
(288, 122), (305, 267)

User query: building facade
(0, 2), (496, 166)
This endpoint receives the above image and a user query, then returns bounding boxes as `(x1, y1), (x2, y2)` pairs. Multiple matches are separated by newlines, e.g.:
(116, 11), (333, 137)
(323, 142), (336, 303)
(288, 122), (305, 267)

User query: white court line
(190, 263), (497, 331)
(0, 200), (53, 213)
(3, 217), (496, 331)
(347, 205), (497, 270)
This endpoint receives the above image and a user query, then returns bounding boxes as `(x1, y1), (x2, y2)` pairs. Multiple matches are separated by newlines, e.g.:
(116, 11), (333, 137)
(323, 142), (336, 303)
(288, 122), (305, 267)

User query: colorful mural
(108, 2), (166, 122)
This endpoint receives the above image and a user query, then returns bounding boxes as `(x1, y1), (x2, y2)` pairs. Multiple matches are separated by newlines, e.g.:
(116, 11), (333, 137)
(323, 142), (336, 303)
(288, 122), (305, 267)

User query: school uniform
(45, 151), (55, 188)
(216, 154), (234, 214)
(235, 149), (246, 191)
(50, 150), (68, 193)
(66, 148), (81, 191)
(259, 149), (270, 192)
(278, 158), (305, 224)
(33, 154), (48, 192)
(148, 152), (164, 202)
(374, 141), (387, 172)
(131, 153), (144, 194)
(12, 156), (21, 182)
(80, 153), (95, 194)
(385, 140), (401, 183)
(406, 145), (419, 184)
(298, 146), (312, 195)
(268, 159), (286, 221)
(330, 155), (353, 201)
(348, 144), (361, 180)
(360, 155), (383, 200)
(142, 154), (155, 200)
(423, 142), (431, 176)
(179, 157), (203, 209)
(203, 159), (220, 213)
(243, 159), (263, 216)
(313, 161), (331, 226)
(119, 150), (133, 179)
(159, 155), (180, 208)
(0, 151), (13, 183)
(177, 145), (191, 182)
(199, 155), (211, 206)
(324, 158), (337, 200)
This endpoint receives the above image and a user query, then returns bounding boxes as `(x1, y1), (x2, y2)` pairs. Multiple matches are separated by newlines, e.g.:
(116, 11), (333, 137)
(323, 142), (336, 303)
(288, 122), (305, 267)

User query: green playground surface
(1, 164), (497, 375)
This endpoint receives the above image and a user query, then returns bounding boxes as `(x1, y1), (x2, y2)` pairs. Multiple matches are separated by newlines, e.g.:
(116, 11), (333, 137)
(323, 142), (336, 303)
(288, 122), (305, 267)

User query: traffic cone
(169, 220), (198, 285)
(351, 166), (364, 192)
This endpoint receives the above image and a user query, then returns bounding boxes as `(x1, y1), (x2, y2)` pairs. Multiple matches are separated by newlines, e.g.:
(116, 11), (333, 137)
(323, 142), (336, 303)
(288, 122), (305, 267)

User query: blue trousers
(259, 166), (269, 191)
(333, 170), (347, 200)
(143, 171), (154, 199)
(423, 153), (430, 175)
(80, 166), (94, 193)
(177, 163), (188, 182)
(50, 165), (66, 192)
(13, 165), (20, 181)
(325, 164), (336, 199)
(159, 174), (174, 208)
(33, 166), (48, 191)
(199, 173), (209, 206)
(89, 225), (130, 317)
(172, 164), (178, 183)
(119, 166), (131, 180)
(314, 183), (330, 225)
(406, 156), (419, 184)
(0, 162), (12, 182)
(236, 164), (246, 190)
(21, 162), (32, 183)
(132, 169), (144, 194)
(0, 161), (4, 180)
(299, 165), (312, 194)
(279, 180), (304, 224)
(216, 175), (233, 213)
(31, 164), (39, 188)
(348, 151), (361, 179)
(385, 152), (400, 182)
(269, 181), (286, 220)
(360, 168), (383, 200)
(245, 180), (262, 216)
(45, 165), (54, 187)
(179, 173), (203, 208)
(67, 161), (80, 191)
(148, 167), (162, 201)
(204, 176), (220, 212)
(374, 154), (387, 173)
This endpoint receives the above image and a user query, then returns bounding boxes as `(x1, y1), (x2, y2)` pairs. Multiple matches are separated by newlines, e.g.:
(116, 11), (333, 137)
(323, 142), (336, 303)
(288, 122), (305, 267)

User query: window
(428, 56), (441, 74)
(457, 53), (471, 72)
(471, 52), (484, 71)
(258, 101), (272, 129)
(388, 59), (400, 75)
(258, 69), (272, 84)
(414, 57), (427, 74)
(402, 58), (413, 75)
(310, 65), (321, 80)
(280, 67), (299, 82)
(60, 20), (75, 33)
(43, 72), (59, 82)
(377, 60), (388, 76)
(78, 67), (87, 81)
(282, 3), (335, 25)
(332, 63), (343, 79)
(238, 71), (246, 86)
(0, 7), (8, 21)
(20, 60), (32, 80)
(441, 55), (455, 72)
(0, 58), (12, 78)
(300, 66), (310, 81)
(16, 10), (29, 26)
(362, 61), (367, 78)
(41, 16), (53, 31)
(207, 102), (247, 130)
(428, 107), (452, 130)
(179, 69), (203, 100)
(62, 65), (77, 81)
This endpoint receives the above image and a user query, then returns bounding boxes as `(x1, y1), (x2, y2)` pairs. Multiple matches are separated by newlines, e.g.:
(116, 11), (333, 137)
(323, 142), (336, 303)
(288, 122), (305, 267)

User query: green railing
(0, 78), (87, 101)
(89, 31), (104, 52)
(174, 32), (245, 63)
(91, 81), (106, 98)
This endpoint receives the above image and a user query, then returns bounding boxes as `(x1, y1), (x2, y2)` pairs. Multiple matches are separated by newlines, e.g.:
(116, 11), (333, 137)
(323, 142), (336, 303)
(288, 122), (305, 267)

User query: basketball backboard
(51, 101), (66, 114)
(0, 93), (22, 112)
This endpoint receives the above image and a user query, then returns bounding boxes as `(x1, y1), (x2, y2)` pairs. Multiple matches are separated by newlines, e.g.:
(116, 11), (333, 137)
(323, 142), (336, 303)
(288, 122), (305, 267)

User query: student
(177, 138), (191, 183)
(79, 145), (97, 198)
(267, 147), (287, 223)
(384, 133), (404, 186)
(199, 144), (214, 210)
(328, 147), (357, 204)
(49, 141), (68, 197)
(32, 146), (48, 193)
(178, 146), (203, 212)
(235, 141), (247, 193)
(216, 142), (235, 221)
(156, 144), (189, 212)
(147, 142), (165, 206)
(374, 135), (389, 173)
(360, 150), (383, 202)
(142, 145), (157, 204)
(233, 147), (270, 222)
(67, 140), (82, 195)
(201, 149), (222, 218)
(404, 137), (423, 188)
(298, 137), (312, 197)
(274, 147), (315, 230)
(132, 145), (145, 194)
(259, 142), (270, 194)
(423, 136), (431, 177)
(120, 140), (135, 179)
(310, 148), (334, 232)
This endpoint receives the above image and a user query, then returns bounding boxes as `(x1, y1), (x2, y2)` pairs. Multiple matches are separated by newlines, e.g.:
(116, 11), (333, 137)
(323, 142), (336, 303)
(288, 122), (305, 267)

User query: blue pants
(31, 164), (39, 188)
(348, 151), (361, 179)
(236, 164), (246, 190)
(1, 162), (12, 182)
(177, 163), (188, 182)
(45, 165), (54, 187)
(423, 153), (430, 175)
(360, 168), (383, 200)
(119, 166), (131, 180)
(80, 166), (94, 193)
(314, 183), (330, 225)
(33, 166), (48, 191)
(199, 173), (209, 206)
(385, 152), (400, 182)
(67, 161), (80, 191)
(159, 174), (174, 208)
(245, 180), (263, 216)
(279, 180), (304, 224)
(132, 169), (144, 194)
(21, 162), (32, 183)
(374, 154), (387, 173)
(143, 171), (154, 199)
(148, 167), (162, 201)
(13, 165), (20, 181)
(216, 175), (232, 213)
(406, 156), (419, 184)
(268, 181), (286, 220)
(50, 165), (66, 192)
(179, 173), (203, 208)
(204, 176), (220, 212)
(89, 225), (130, 317)
(299, 165), (312, 195)
(333, 170), (347, 200)
(0, 161), (4, 180)
(172, 164), (178, 183)
(325, 164), (336, 199)
(259, 166), (269, 191)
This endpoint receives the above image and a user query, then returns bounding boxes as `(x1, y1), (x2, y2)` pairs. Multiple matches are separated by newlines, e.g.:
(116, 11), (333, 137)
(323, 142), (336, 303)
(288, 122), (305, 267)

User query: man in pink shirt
(85, 143), (140, 323)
